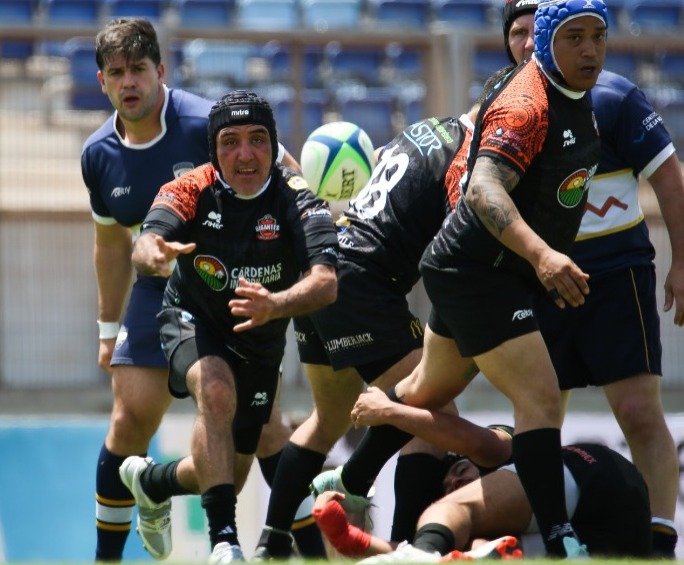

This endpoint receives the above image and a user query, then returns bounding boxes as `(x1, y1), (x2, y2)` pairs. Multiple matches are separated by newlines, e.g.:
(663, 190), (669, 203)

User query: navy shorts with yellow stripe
(111, 275), (168, 368)
(537, 265), (662, 389)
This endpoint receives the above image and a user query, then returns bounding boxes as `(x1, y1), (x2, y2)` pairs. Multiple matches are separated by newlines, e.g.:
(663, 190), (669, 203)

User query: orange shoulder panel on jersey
(478, 63), (549, 173)
(445, 127), (473, 209)
(151, 163), (216, 222)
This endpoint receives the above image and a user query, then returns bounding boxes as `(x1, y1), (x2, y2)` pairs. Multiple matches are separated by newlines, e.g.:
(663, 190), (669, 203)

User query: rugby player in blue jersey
(82, 18), (324, 561)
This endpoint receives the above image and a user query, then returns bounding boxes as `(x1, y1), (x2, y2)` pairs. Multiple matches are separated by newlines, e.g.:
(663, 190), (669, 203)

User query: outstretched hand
(134, 234), (195, 278)
(229, 277), (275, 332)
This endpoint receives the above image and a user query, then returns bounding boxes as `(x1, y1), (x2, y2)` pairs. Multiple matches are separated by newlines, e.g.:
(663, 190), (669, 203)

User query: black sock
(95, 445), (136, 561)
(257, 449), (327, 557)
(201, 484), (238, 548)
(140, 459), (193, 503)
(264, 442), (326, 532)
(391, 453), (446, 543)
(652, 522), (678, 559)
(342, 386), (414, 497)
(258, 451), (280, 487)
(412, 523), (454, 555)
(512, 428), (575, 557)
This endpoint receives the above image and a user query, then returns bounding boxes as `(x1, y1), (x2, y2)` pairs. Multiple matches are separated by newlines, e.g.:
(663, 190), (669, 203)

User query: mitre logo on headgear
(231, 108), (250, 117)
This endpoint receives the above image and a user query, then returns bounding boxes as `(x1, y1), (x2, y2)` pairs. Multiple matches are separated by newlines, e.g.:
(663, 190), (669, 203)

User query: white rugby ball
(300, 121), (375, 202)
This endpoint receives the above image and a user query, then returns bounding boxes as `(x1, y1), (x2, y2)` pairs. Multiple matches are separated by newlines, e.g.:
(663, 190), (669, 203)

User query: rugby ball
(300, 121), (375, 202)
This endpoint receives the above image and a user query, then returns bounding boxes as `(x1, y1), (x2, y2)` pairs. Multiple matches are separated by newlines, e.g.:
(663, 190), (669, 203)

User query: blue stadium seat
(625, 0), (684, 33)
(472, 48), (511, 83)
(432, 0), (492, 28)
(173, 0), (234, 27)
(602, 51), (638, 80)
(180, 39), (254, 99)
(661, 52), (684, 86)
(324, 42), (387, 87)
(235, 0), (299, 30)
(42, 0), (101, 24)
(369, 0), (431, 29)
(392, 46), (421, 78)
(0, 0), (36, 61)
(104, 0), (166, 19)
(336, 87), (396, 147)
(300, 0), (364, 30)
(39, 0), (101, 57)
(269, 89), (327, 154)
(63, 37), (112, 111)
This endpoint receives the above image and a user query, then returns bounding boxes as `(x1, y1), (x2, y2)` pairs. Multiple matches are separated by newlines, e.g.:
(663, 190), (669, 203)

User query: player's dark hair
(95, 18), (161, 70)
(208, 90), (279, 171)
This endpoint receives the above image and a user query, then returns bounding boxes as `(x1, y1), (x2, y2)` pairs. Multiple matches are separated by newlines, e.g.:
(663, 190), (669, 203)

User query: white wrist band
(97, 320), (120, 340)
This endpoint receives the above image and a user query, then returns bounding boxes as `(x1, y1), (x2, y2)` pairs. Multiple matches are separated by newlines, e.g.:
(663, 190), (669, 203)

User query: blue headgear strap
(534, 0), (608, 75)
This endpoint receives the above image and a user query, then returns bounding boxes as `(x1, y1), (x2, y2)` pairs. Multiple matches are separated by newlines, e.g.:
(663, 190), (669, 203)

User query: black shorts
(294, 258), (423, 381)
(111, 276), (168, 368)
(421, 261), (539, 357)
(157, 307), (280, 454)
(537, 266), (662, 389)
(564, 443), (651, 557)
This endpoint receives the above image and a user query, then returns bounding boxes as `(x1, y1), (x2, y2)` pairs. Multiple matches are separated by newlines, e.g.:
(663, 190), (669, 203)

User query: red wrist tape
(313, 499), (371, 556)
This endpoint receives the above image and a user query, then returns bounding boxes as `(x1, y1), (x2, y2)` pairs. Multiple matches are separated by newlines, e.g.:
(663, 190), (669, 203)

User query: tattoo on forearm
(467, 158), (520, 238)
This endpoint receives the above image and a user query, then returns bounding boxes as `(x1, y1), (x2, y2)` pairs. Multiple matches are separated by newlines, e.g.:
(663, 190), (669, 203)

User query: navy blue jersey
(82, 87), (213, 230)
(337, 115), (473, 294)
(425, 58), (601, 289)
(141, 164), (338, 361)
(572, 70), (675, 276)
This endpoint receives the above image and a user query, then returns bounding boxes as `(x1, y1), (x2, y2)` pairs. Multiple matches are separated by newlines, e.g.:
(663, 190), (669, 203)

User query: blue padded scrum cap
(534, 0), (607, 75)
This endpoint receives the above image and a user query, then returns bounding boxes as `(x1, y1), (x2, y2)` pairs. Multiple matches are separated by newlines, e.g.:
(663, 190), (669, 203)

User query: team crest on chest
(255, 214), (281, 240)
(194, 255), (228, 290)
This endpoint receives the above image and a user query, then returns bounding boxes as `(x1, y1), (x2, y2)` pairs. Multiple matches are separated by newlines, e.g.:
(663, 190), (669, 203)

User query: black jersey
(426, 58), (601, 290)
(140, 163), (338, 360)
(337, 115), (473, 294)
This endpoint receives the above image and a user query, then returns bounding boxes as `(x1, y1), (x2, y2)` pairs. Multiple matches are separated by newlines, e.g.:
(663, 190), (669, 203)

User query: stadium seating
(0, 0), (36, 61)
(300, 0), (364, 30)
(41, 0), (101, 24)
(336, 87), (396, 147)
(104, 0), (166, 20)
(269, 88), (327, 153)
(324, 42), (387, 87)
(472, 48), (511, 83)
(235, 0), (299, 30)
(179, 39), (254, 99)
(625, 0), (684, 33)
(173, 0), (235, 27)
(63, 36), (111, 111)
(603, 50), (638, 81)
(39, 0), (101, 57)
(368, 0), (432, 29)
(432, 0), (493, 28)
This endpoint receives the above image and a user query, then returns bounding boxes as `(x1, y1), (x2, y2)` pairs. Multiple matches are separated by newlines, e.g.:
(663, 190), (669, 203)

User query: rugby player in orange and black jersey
(139, 160), (338, 366)
(425, 56), (600, 298)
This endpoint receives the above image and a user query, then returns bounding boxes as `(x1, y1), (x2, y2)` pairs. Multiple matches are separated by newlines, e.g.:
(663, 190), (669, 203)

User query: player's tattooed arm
(466, 156), (521, 239)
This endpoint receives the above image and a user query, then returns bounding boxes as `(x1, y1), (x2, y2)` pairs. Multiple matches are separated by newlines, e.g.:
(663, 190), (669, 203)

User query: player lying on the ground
(312, 389), (652, 561)
(314, 441), (651, 562)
